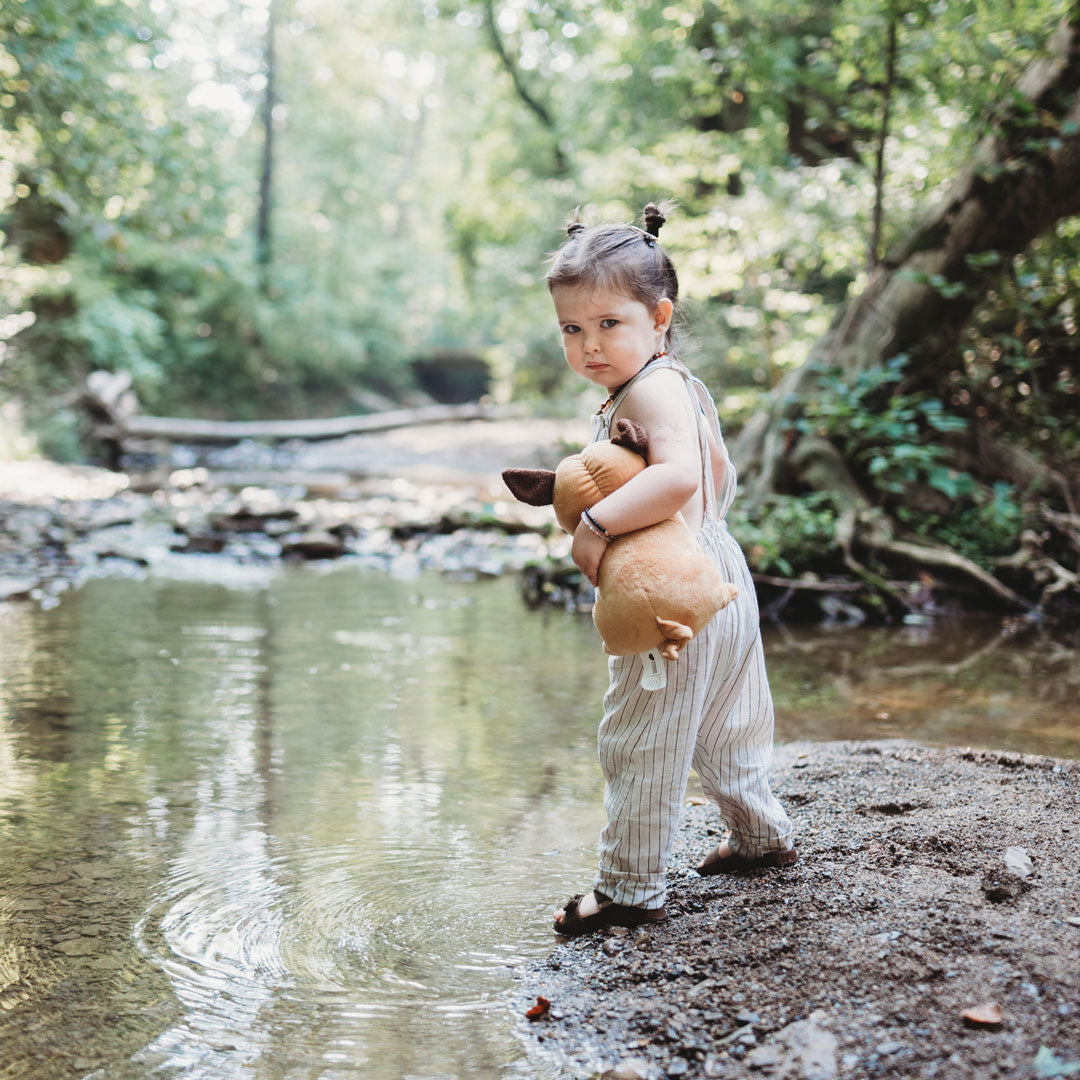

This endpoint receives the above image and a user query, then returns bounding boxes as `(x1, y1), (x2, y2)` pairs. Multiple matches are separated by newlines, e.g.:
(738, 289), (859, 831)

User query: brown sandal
(553, 890), (667, 937)
(696, 846), (798, 876)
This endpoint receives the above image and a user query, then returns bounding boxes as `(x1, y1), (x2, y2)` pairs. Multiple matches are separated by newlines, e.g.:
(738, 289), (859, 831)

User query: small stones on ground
(603, 938), (622, 957)
(1032, 1046), (1080, 1078)
(519, 744), (1080, 1080)
(665, 1059), (689, 1077)
(601, 1058), (654, 1080)
(962, 1002), (1004, 1027)
(525, 996), (550, 1021)
(1004, 846), (1035, 881)
(771, 1012), (838, 1080)
(875, 1041), (907, 1056)
(746, 1044), (781, 1070)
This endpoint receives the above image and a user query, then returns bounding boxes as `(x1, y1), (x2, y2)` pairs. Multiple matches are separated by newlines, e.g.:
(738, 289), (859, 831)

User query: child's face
(551, 285), (672, 391)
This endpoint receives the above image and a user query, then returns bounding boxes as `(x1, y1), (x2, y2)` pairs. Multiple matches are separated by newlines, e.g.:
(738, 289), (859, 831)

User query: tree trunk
(868, 8), (898, 271)
(256, 0), (277, 289)
(733, 6), (1080, 501)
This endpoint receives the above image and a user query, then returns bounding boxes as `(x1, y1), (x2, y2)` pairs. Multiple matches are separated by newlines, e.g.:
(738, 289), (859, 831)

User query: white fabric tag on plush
(639, 650), (667, 692)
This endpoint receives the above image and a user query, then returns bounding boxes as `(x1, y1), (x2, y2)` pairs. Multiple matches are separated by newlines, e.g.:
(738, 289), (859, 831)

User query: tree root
(832, 508), (1037, 613)
(859, 531), (1029, 609)
(1043, 509), (1080, 555)
(835, 509), (913, 614)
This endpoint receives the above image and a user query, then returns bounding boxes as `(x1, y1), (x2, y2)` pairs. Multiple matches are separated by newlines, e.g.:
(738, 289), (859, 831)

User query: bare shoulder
(617, 368), (696, 432)
(613, 369), (698, 464)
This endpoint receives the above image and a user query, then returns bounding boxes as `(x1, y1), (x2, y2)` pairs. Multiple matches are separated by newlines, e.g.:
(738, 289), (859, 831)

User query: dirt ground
(516, 740), (1080, 1080)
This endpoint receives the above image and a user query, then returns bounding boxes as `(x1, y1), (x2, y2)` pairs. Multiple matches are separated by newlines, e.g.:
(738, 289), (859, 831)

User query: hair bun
(643, 203), (666, 237)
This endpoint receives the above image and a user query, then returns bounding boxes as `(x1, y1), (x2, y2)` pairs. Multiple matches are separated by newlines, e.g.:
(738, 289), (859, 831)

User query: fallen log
(95, 401), (521, 445)
(751, 572), (864, 593)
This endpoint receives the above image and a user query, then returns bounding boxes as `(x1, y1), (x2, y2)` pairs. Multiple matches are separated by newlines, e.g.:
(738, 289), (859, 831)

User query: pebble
(666, 1059), (689, 1077)
(746, 1045), (780, 1069)
(876, 1041), (907, 1055)
(8, 898), (46, 912)
(602, 1059), (652, 1080)
(88, 956), (127, 971)
(54, 938), (97, 956)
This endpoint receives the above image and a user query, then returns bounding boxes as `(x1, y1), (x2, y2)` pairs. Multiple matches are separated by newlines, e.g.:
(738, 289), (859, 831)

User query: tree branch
(480, 0), (567, 175)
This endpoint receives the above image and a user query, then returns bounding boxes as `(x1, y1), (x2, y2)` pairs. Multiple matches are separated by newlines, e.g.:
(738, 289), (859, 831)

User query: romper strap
(592, 357), (737, 521)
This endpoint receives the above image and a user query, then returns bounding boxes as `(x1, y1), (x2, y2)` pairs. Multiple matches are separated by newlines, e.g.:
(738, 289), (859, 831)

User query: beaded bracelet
(580, 508), (613, 543)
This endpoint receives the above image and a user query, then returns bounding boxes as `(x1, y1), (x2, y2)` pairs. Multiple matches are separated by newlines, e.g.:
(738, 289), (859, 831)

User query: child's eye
(562, 324), (581, 334)
(600, 318), (619, 328)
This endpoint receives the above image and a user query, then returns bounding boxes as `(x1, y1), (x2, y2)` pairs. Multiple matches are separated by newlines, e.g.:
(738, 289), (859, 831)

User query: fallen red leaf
(961, 1002), (1003, 1026)
(526, 995), (551, 1021)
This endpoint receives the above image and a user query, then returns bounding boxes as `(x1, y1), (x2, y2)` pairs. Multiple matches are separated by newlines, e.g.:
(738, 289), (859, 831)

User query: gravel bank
(517, 740), (1079, 1080)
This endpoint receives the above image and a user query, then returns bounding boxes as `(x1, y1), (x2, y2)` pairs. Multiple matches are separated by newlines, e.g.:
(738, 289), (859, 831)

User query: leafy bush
(792, 354), (974, 498)
(899, 482), (1025, 568)
(789, 353), (1029, 566)
(728, 491), (842, 577)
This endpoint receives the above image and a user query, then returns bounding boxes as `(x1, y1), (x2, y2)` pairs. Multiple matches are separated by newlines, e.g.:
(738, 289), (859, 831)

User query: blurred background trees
(2, 0), (1077, 592)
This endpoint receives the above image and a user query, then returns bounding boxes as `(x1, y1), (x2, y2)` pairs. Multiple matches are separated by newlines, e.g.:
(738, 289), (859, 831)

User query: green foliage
(0, 0), (1076, 458)
(900, 481), (1024, 566)
(728, 492), (842, 577)
(951, 220), (1080, 462)
(794, 354), (973, 497)
(791, 352), (1030, 566)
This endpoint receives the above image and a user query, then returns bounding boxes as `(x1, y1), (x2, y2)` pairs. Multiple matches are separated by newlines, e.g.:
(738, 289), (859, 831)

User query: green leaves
(796, 353), (975, 499)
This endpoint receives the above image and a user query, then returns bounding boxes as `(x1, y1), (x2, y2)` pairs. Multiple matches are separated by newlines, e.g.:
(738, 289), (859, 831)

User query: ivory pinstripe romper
(589, 356), (795, 910)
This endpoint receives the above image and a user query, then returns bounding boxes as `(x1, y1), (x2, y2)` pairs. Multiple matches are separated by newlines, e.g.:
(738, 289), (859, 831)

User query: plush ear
(610, 417), (649, 459)
(502, 468), (556, 506)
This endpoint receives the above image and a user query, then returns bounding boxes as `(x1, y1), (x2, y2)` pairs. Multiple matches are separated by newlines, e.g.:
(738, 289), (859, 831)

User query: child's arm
(571, 370), (701, 585)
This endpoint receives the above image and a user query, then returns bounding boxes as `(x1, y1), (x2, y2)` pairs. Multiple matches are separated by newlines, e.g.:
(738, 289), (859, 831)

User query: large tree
(731, 5), (1080, 613)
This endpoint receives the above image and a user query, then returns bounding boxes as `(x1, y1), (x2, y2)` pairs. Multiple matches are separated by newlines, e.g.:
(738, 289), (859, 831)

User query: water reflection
(765, 619), (1080, 758)
(0, 566), (1076, 1079)
(0, 568), (606, 1079)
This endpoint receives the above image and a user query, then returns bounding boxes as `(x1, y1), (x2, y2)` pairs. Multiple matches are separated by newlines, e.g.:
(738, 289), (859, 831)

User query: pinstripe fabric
(588, 359), (795, 909)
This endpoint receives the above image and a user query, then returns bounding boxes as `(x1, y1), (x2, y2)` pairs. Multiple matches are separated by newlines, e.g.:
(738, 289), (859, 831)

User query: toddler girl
(549, 203), (796, 937)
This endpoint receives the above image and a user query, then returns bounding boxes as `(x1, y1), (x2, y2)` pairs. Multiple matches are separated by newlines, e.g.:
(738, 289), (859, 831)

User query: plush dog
(502, 418), (738, 660)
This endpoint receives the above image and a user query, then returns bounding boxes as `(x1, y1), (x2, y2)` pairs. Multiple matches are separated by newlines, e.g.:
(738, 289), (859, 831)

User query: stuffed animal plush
(503, 418), (739, 660)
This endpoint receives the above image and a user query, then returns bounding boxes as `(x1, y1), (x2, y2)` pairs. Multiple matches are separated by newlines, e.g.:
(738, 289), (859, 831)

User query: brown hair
(545, 202), (681, 351)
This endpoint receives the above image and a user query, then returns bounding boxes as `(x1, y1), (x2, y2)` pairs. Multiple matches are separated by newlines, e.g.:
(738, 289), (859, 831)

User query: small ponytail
(566, 209), (586, 240)
(643, 202), (666, 238)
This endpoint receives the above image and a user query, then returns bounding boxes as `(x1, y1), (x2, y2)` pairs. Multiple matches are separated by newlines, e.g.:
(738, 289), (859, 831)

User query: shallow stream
(1, 564), (1077, 1079)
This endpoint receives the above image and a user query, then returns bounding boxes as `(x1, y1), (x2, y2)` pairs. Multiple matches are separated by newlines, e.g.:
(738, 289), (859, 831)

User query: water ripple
(129, 830), (574, 1074)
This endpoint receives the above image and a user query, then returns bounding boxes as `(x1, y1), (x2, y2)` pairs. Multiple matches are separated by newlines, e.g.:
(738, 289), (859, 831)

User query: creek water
(1, 563), (1077, 1080)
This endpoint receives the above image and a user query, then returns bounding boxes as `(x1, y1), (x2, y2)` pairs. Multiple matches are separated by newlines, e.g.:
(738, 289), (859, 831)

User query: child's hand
(572, 521), (608, 587)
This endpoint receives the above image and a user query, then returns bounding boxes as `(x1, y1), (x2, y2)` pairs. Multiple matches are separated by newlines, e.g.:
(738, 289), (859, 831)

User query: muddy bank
(516, 740), (1080, 1080)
